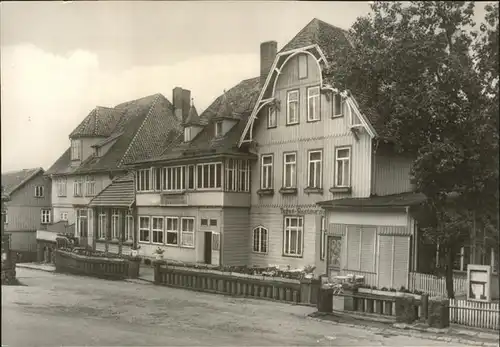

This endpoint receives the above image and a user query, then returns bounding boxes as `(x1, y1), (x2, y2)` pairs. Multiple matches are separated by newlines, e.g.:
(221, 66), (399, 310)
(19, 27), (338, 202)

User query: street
(2, 268), (467, 346)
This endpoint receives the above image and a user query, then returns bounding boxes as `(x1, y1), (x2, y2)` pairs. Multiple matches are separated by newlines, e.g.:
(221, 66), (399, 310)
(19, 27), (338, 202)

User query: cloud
(1, 44), (259, 172)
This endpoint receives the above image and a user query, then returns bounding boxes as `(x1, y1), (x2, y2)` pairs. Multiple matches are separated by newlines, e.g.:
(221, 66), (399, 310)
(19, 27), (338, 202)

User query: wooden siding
(222, 207), (250, 266)
(372, 152), (415, 196)
(136, 191), (250, 208)
(8, 231), (37, 252)
(378, 234), (410, 289)
(5, 172), (52, 233)
(327, 210), (408, 227)
(249, 207), (317, 270)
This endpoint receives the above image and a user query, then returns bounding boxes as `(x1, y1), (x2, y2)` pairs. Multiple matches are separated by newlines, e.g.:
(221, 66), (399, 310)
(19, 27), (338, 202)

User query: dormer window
(332, 94), (343, 118)
(184, 127), (191, 142)
(267, 107), (277, 128)
(215, 121), (223, 137)
(71, 139), (81, 160)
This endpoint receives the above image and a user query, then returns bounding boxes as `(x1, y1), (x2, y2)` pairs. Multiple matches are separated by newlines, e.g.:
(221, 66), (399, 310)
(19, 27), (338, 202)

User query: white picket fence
(408, 272), (467, 297)
(449, 299), (499, 330)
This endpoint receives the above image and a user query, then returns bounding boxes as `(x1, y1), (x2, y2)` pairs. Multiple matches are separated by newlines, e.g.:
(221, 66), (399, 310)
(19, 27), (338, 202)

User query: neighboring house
(1, 168), (52, 262)
(45, 88), (187, 249)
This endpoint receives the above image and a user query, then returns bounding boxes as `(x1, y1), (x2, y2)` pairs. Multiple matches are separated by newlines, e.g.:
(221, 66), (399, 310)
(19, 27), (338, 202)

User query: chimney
(172, 87), (191, 123)
(260, 41), (278, 87)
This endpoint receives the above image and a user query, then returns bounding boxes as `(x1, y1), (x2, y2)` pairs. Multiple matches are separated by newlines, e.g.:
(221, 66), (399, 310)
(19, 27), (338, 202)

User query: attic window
(184, 127), (191, 142)
(71, 139), (81, 160)
(215, 121), (223, 137)
(348, 102), (363, 127)
(332, 94), (343, 118)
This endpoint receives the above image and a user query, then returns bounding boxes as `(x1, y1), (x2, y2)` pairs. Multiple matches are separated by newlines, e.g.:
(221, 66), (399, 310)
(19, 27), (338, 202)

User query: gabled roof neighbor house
(1, 168), (52, 261)
(45, 88), (189, 249)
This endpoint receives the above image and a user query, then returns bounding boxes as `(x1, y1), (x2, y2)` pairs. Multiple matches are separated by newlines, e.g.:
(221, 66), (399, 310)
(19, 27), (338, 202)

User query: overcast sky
(0, 1), (491, 173)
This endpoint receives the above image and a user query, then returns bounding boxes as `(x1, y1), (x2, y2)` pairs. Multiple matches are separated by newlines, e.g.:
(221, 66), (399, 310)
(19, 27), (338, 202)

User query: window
(98, 210), (106, 240)
(261, 155), (273, 189)
(136, 169), (152, 192)
(57, 178), (67, 197)
(212, 232), (221, 251)
(41, 209), (51, 224)
(253, 226), (268, 253)
(308, 150), (323, 189)
(153, 168), (162, 191)
(163, 166), (185, 191)
(73, 178), (83, 197)
(238, 160), (250, 192)
(181, 217), (195, 248)
(111, 209), (119, 240)
(201, 218), (208, 227)
(320, 216), (326, 260)
(346, 226), (376, 273)
(215, 121), (223, 137)
(184, 127), (191, 142)
(268, 107), (277, 128)
(333, 94), (343, 117)
(283, 152), (297, 188)
(60, 212), (68, 221)
(152, 217), (164, 244)
(210, 219), (217, 226)
(349, 102), (363, 126)
(77, 209), (88, 238)
(335, 147), (351, 187)
(287, 90), (299, 125)
(35, 186), (44, 198)
(196, 163), (222, 189)
(284, 216), (303, 256)
(225, 159), (237, 191)
(71, 139), (81, 160)
(139, 216), (150, 242)
(85, 176), (95, 196)
(298, 54), (308, 79)
(186, 165), (195, 190)
(166, 217), (179, 245)
(307, 86), (320, 122)
(125, 210), (134, 242)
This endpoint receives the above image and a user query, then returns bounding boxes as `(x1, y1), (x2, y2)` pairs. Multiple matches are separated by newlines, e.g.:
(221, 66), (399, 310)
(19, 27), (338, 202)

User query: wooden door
(327, 235), (342, 279)
(204, 232), (212, 264)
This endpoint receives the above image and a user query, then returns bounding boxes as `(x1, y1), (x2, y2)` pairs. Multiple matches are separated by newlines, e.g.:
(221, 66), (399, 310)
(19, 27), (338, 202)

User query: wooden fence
(408, 272), (467, 297)
(154, 263), (320, 305)
(55, 250), (129, 280)
(449, 299), (499, 330)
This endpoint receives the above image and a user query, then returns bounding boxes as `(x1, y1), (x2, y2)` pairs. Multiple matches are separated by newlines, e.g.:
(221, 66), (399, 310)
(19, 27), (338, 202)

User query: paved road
(2, 268), (466, 346)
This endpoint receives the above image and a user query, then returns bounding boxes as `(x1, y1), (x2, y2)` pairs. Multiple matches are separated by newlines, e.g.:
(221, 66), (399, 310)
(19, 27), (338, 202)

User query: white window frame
(186, 165), (195, 190)
(98, 210), (106, 240)
(286, 90), (299, 125)
(71, 139), (81, 160)
(180, 217), (195, 248)
(283, 216), (303, 257)
(252, 226), (268, 253)
(184, 127), (191, 142)
(335, 147), (351, 188)
(85, 175), (96, 196)
(125, 211), (134, 242)
(238, 160), (250, 192)
(41, 209), (51, 224)
(153, 167), (163, 191)
(320, 216), (326, 260)
(35, 186), (44, 198)
(73, 178), (83, 197)
(136, 169), (152, 192)
(212, 231), (221, 251)
(307, 150), (323, 189)
(348, 101), (362, 126)
(57, 178), (67, 197)
(138, 216), (150, 243)
(60, 212), (68, 221)
(225, 159), (238, 191)
(307, 86), (320, 122)
(152, 216), (164, 245)
(215, 121), (223, 137)
(165, 217), (179, 246)
(333, 94), (343, 118)
(76, 208), (88, 238)
(163, 166), (185, 192)
(267, 107), (277, 128)
(261, 155), (273, 190)
(283, 152), (297, 189)
(196, 162), (223, 190)
(111, 209), (120, 240)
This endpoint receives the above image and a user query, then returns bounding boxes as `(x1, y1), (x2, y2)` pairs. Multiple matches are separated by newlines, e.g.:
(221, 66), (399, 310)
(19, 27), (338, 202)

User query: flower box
(358, 288), (422, 300)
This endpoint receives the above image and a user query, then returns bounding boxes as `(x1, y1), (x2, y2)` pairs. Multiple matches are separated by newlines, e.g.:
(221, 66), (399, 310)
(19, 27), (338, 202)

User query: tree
(324, 1), (499, 298)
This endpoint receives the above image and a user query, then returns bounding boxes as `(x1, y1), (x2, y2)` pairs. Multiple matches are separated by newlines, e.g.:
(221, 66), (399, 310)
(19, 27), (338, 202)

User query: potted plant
(127, 245), (141, 279)
(154, 247), (165, 260)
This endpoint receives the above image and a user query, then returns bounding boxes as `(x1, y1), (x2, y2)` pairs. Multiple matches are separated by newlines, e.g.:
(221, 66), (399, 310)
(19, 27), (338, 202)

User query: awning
(317, 192), (427, 210)
(88, 173), (135, 208)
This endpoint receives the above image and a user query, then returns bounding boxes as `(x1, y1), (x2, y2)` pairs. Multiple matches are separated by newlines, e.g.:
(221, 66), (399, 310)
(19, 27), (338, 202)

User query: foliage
(154, 247), (165, 255)
(324, 1), (499, 299)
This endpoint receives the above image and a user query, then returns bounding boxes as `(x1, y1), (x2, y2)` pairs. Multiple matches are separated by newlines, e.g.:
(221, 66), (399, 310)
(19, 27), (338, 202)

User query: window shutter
(392, 236), (410, 289)
(378, 235), (393, 289)
(346, 225), (360, 270)
(360, 226), (376, 272)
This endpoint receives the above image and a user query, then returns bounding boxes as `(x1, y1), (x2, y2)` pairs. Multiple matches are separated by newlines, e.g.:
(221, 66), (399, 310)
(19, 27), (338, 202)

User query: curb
(305, 315), (498, 346)
(124, 278), (155, 285)
(16, 264), (56, 273)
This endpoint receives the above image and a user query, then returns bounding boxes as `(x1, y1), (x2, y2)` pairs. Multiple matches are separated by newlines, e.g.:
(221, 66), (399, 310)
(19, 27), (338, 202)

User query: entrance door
(327, 235), (342, 279)
(204, 231), (212, 264)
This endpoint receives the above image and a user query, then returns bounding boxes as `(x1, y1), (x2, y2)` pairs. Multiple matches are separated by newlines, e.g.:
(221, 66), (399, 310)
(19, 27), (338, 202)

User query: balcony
(136, 190), (251, 208)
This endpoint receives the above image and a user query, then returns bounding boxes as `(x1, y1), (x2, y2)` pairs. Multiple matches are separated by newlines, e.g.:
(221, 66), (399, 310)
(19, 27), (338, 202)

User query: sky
(0, 1), (491, 173)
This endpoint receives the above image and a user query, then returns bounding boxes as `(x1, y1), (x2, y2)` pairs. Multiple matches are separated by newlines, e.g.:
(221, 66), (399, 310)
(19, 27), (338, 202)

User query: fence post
(153, 261), (161, 285)
(421, 294), (429, 321)
(317, 288), (333, 313)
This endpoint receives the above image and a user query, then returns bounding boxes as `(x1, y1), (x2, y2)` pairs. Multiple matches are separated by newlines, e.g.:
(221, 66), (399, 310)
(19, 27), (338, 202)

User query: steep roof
(1, 168), (44, 196)
(132, 77), (260, 165)
(88, 172), (135, 207)
(184, 103), (203, 126)
(69, 106), (124, 138)
(46, 93), (182, 176)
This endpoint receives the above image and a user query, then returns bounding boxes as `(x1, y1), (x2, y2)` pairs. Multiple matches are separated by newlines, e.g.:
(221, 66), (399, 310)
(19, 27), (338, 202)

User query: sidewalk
(309, 311), (499, 347)
(16, 262), (56, 273)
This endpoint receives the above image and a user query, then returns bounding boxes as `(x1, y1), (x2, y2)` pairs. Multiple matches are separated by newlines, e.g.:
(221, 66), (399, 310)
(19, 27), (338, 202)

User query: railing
(55, 250), (129, 280)
(408, 272), (467, 297)
(154, 263), (320, 305)
(449, 299), (499, 330)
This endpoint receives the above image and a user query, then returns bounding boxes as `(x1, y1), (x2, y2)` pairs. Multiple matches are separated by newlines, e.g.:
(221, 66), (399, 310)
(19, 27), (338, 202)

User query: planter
(155, 253), (164, 261)
(358, 288), (422, 300)
(128, 258), (141, 279)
